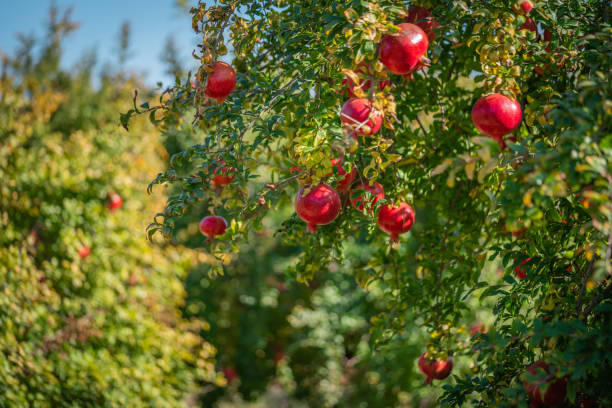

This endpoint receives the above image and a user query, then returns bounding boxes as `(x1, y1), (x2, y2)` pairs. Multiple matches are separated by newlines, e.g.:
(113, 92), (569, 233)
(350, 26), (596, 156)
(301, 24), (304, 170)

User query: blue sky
(0, 0), (201, 86)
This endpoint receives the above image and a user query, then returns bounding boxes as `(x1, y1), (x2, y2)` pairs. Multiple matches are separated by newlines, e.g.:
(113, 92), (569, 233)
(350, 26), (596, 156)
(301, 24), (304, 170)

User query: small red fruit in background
(78, 246), (91, 259)
(418, 353), (454, 385)
(520, 17), (538, 33)
(350, 182), (385, 213)
(377, 202), (415, 241)
(211, 160), (236, 187)
(295, 184), (342, 233)
(205, 61), (236, 101)
(108, 193), (123, 212)
(199, 215), (228, 240)
(380, 23), (430, 75)
(329, 158), (357, 192)
(340, 98), (383, 137)
(471, 94), (522, 144)
(514, 1), (534, 15)
(341, 62), (389, 98)
(514, 257), (532, 280)
(522, 361), (567, 407)
(470, 323), (487, 336)
(222, 367), (238, 383)
(404, 6), (440, 42)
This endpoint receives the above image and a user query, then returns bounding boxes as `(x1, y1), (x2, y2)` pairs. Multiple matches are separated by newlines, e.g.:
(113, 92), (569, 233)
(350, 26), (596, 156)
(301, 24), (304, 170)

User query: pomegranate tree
(377, 202), (415, 241)
(471, 94), (522, 143)
(205, 61), (237, 101)
(418, 353), (454, 385)
(522, 361), (567, 407)
(340, 98), (383, 137)
(295, 184), (342, 233)
(199, 215), (228, 240)
(380, 23), (430, 75)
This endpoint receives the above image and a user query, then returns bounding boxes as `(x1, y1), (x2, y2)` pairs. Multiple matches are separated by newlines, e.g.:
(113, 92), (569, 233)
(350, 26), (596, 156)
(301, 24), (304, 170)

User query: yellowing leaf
(431, 159), (452, 177)
(465, 161), (476, 180)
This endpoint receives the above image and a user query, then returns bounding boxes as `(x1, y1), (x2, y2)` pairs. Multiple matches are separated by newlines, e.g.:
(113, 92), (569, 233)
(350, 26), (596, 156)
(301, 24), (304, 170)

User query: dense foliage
(128, 0), (612, 406)
(0, 11), (220, 407)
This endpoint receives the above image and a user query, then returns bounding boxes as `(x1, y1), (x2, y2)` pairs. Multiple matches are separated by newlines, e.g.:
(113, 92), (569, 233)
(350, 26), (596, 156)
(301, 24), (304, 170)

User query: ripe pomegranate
(222, 367), (238, 383)
(78, 246), (91, 259)
(340, 98), (383, 137)
(514, 1), (534, 15)
(204, 61), (236, 101)
(404, 6), (440, 42)
(514, 257), (532, 280)
(341, 62), (389, 98)
(418, 353), (454, 385)
(199, 215), (228, 240)
(377, 202), (415, 241)
(295, 184), (342, 233)
(329, 158), (358, 192)
(522, 361), (567, 407)
(380, 23), (429, 75)
(108, 193), (123, 212)
(350, 182), (385, 213)
(520, 17), (537, 33)
(211, 160), (236, 187)
(471, 94), (522, 143)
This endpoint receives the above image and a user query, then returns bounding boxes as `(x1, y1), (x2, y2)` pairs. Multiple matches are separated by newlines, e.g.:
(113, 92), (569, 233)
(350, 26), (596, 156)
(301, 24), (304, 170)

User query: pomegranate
(418, 353), (454, 385)
(514, 1), (534, 15)
(78, 246), (91, 259)
(470, 323), (488, 336)
(199, 215), (228, 240)
(340, 98), (383, 137)
(295, 184), (342, 233)
(520, 17), (537, 33)
(380, 23), (429, 75)
(514, 257), (532, 280)
(204, 61), (236, 101)
(222, 367), (238, 383)
(404, 6), (440, 42)
(471, 94), (522, 143)
(377, 202), (415, 241)
(108, 193), (123, 212)
(522, 361), (567, 407)
(329, 158), (358, 192)
(350, 182), (385, 213)
(211, 160), (236, 187)
(342, 62), (389, 98)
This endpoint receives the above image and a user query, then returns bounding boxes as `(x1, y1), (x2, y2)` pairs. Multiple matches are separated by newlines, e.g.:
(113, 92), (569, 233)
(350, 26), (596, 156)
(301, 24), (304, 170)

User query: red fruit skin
(470, 323), (487, 336)
(380, 23), (429, 75)
(211, 160), (236, 187)
(377, 202), (415, 241)
(205, 61), (236, 101)
(471, 94), (522, 142)
(78, 246), (91, 259)
(513, 226), (528, 237)
(340, 98), (383, 137)
(523, 361), (567, 407)
(515, 1), (534, 14)
(514, 257), (532, 280)
(199, 215), (228, 239)
(295, 184), (342, 233)
(342, 63), (389, 98)
(433, 357), (453, 380)
(418, 353), (436, 384)
(222, 367), (238, 383)
(350, 182), (385, 213)
(108, 193), (123, 211)
(330, 158), (358, 192)
(404, 7), (440, 42)
(520, 17), (538, 33)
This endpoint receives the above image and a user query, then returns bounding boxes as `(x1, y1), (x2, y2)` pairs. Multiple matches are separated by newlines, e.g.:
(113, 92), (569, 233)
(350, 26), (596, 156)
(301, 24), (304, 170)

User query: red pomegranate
(342, 62), (389, 98)
(377, 202), (415, 241)
(211, 160), (236, 187)
(340, 98), (383, 137)
(380, 23), (429, 75)
(514, 257), (532, 280)
(108, 193), (123, 212)
(78, 246), (91, 259)
(205, 61), (236, 101)
(222, 367), (238, 383)
(471, 94), (522, 142)
(295, 184), (342, 233)
(350, 182), (385, 213)
(514, 1), (534, 15)
(522, 361), (567, 407)
(199, 215), (228, 240)
(404, 6), (440, 42)
(418, 353), (454, 385)
(329, 158), (357, 192)
(520, 17), (537, 33)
